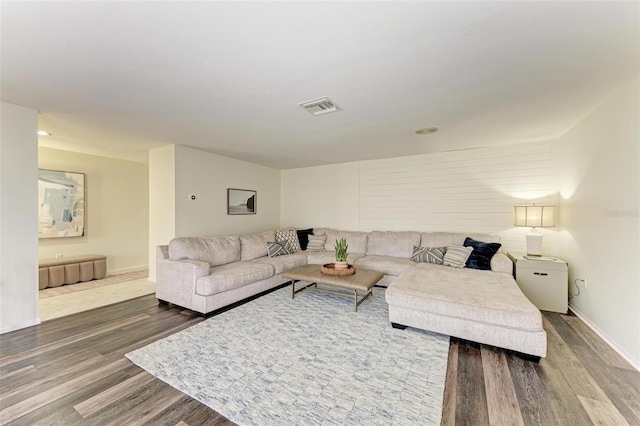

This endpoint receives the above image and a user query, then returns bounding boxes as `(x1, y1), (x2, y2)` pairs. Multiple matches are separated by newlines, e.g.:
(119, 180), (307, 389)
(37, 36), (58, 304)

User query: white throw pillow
(306, 235), (327, 252)
(442, 245), (473, 268)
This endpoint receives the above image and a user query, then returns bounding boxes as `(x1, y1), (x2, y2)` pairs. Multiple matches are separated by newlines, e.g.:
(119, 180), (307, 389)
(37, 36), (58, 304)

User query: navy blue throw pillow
(463, 237), (502, 270)
(296, 228), (314, 251)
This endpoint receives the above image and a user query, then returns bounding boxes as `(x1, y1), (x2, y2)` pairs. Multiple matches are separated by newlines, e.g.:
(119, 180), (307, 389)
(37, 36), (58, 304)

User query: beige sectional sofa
(156, 227), (546, 359)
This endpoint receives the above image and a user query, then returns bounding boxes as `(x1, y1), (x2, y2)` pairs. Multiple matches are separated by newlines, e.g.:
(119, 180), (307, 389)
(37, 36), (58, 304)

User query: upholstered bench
(38, 255), (107, 289)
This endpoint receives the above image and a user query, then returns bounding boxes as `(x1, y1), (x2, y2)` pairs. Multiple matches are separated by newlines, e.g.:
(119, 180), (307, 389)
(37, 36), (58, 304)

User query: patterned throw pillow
(442, 245), (474, 268)
(411, 246), (447, 264)
(275, 229), (301, 253)
(464, 237), (502, 270)
(266, 241), (290, 257)
(306, 235), (327, 252)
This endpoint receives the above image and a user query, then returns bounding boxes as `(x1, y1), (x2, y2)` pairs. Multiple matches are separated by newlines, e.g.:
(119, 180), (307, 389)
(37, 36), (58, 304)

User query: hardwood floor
(1, 294), (638, 425)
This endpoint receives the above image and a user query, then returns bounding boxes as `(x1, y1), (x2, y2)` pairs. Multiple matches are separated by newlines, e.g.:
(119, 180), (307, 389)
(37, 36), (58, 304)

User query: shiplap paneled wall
(358, 142), (558, 254)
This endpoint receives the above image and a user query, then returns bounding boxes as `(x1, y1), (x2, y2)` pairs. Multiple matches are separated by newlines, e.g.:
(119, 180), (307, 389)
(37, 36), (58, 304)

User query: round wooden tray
(321, 263), (356, 276)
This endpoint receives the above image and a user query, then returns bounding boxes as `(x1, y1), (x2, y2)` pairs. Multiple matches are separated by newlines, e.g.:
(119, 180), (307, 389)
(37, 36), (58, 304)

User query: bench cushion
(386, 264), (542, 332)
(39, 254), (106, 267)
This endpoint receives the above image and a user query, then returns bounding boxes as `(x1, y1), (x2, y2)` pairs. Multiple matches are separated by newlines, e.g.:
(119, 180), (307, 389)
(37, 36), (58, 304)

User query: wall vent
(298, 97), (341, 116)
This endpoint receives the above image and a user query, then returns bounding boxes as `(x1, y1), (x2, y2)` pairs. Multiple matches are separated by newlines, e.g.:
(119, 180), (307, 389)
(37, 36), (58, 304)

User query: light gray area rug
(126, 285), (450, 425)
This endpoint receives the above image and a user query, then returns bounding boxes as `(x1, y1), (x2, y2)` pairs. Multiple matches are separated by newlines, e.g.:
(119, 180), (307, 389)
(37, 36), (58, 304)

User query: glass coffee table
(282, 264), (383, 311)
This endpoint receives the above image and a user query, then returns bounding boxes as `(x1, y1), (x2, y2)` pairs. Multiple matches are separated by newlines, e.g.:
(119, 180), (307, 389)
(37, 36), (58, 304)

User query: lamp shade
(514, 205), (555, 228)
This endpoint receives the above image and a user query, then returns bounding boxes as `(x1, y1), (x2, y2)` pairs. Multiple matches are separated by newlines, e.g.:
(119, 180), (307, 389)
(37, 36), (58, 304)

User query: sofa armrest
(156, 258), (211, 305)
(491, 253), (513, 274)
(157, 245), (169, 260)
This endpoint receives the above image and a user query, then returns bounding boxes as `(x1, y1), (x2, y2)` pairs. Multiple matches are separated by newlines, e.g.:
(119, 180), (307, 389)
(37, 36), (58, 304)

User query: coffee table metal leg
(292, 280), (317, 299)
(354, 288), (373, 312)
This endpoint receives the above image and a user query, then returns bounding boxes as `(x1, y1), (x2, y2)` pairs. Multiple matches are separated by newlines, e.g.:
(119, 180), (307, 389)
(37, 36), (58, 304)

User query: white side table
(507, 252), (568, 313)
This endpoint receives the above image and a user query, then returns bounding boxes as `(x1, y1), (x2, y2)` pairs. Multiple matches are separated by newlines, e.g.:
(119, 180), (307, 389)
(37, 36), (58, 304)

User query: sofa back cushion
(366, 231), (421, 258)
(420, 232), (502, 252)
(317, 229), (369, 254)
(240, 231), (275, 261)
(169, 236), (241, 266)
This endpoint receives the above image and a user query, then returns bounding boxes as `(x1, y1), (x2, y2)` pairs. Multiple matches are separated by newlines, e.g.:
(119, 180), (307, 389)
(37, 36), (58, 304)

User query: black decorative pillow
(411, 246), (447, 264)
(296, 228), (314, 251)
(464, 237), (502, 270)
(267, 241), (290, 257)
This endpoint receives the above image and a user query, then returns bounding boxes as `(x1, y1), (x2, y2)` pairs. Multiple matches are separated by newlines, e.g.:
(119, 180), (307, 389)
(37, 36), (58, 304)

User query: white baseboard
(568, 303), (640, 372)
(0, 317), (41, 335)
(106, 264), (149, 276)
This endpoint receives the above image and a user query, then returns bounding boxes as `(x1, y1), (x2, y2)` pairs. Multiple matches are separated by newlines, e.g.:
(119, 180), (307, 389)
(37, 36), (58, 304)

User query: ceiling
(2, 2), (638, 169)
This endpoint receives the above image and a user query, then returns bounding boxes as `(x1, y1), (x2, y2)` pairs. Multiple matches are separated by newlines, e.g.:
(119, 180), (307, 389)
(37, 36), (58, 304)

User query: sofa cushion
(196, 262), (274, 296)
(442, 245), (473, 268)
(306, 235), (326, 251)
(321, 229), (368, 254)
(252, 253), (307, 274)
(387, 265), (543, 331)
(305, 251), (365, 265)
(464, 237), (502, 271)
(267, 241), (290, 257)
(420, 232), (502, 252)
(276, 229), (301, 253)
(354, 255), (416, 277)
(240, 231), (275, 261)
(366, 231), (421, 258)
(296, 228), (314, 251)
(169, 236), (240, 266)
(411, 246), (447, 264)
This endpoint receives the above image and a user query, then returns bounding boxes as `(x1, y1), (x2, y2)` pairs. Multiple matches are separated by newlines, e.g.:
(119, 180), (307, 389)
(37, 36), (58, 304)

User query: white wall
(174, 145), (281, 237)
(557, 75), (640, 367)
(280, 162), (359, 230)
(38, 147), (149, 275)
(148, 144), (281, 281)
(282, 141), (558, 255)
(148, 145), (176, 282)
(0, 102), (39, 333)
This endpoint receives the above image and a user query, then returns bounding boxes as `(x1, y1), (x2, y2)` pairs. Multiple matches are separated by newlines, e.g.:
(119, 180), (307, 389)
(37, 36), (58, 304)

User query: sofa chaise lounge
(156, 227), (546, 358)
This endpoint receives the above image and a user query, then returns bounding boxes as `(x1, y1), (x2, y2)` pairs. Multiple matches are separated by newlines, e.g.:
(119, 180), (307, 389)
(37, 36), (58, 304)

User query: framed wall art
(227, 188), (256, 215)
(38, 169), (85, 238)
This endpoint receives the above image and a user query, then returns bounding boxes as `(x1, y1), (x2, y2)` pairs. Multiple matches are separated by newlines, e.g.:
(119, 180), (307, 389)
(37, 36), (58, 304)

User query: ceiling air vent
(298, 97), (341, 116)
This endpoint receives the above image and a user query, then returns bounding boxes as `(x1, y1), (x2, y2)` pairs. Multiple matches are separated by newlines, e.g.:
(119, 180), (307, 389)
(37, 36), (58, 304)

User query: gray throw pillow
(267, 241), (290, 257)
(411, 246), (447, 264)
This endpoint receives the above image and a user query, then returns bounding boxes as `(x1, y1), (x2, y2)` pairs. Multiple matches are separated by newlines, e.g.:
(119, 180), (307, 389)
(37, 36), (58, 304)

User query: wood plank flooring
(1, 293), (638, 425)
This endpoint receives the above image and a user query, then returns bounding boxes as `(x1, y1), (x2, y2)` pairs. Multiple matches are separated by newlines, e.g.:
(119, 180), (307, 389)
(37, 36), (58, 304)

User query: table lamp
(514, 205), (555, 256)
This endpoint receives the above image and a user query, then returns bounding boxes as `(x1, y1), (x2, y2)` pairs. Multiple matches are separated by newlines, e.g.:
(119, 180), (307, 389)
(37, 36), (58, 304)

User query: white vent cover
(298, 97), (341, 116)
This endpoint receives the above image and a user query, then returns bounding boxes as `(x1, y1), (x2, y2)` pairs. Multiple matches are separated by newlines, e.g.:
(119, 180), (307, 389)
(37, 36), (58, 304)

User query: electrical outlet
(576, 277), (587, 289)
(55, 253), (63, 259)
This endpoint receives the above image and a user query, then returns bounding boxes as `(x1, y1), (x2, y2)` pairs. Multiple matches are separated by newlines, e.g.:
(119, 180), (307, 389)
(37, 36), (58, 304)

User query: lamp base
(525, 233), (543, 256)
